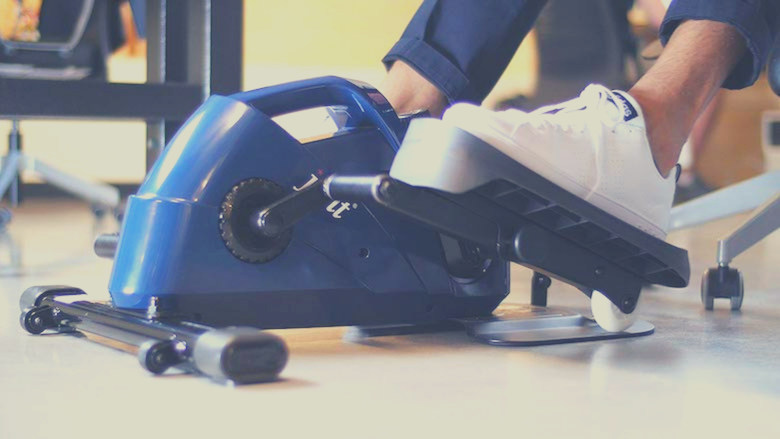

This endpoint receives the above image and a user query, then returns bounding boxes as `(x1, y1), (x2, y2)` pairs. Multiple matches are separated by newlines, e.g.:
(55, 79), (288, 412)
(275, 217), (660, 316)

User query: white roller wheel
(591, 291), (636, 332)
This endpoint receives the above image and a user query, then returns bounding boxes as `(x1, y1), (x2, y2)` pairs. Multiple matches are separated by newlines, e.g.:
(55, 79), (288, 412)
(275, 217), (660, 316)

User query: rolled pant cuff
(660, 0), (772, 90)
(383, 37), (469, 103)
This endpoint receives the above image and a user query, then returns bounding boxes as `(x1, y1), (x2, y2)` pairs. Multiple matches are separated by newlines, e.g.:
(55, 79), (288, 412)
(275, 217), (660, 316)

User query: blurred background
(2, 4), (780, 431)
(0, 0), (778, 197)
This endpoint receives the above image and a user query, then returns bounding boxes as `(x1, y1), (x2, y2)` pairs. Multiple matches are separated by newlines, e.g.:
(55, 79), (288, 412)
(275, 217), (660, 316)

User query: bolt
(378, 179), (394, 198)
(174, 341), (188, 355)
(595, 267), (606, 277)
(146, 297), (160, 320)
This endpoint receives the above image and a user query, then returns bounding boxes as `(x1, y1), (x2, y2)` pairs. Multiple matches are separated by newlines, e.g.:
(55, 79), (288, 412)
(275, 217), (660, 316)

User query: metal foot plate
(347, 304), (654, 346)
(454, 304), (654, 346)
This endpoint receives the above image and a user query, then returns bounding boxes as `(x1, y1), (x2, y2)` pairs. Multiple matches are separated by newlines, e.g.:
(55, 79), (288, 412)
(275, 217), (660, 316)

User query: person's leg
(629, 20), (747, 177)
(380, 61), (449, 117)
(672, 92), (722, 203)
(379, 0), (549, 117)
(394, 0), (778, 241)
(640, 0), (780, 176)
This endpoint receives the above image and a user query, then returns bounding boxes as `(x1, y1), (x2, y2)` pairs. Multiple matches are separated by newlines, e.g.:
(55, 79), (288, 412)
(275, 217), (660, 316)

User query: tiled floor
(2, 200), (779, 439)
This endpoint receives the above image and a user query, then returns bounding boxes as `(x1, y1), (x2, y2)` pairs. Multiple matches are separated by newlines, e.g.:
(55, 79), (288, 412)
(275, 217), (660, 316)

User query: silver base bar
(718, 193), (780, 265)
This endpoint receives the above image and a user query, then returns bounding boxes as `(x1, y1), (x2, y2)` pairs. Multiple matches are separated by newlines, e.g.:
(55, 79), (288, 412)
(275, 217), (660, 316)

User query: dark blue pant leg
(661, 0), (780, 89)
(383, 0), (549, 104)
(130, 0), (147, 38)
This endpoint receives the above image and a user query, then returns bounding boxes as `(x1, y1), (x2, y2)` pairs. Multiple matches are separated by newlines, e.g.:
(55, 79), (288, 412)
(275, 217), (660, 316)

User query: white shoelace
(526, 85), (625, 132)
(519, 85), (629, 198)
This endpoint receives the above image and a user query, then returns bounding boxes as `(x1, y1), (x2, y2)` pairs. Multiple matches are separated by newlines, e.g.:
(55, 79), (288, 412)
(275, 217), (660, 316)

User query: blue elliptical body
(108, 77), (509, 328)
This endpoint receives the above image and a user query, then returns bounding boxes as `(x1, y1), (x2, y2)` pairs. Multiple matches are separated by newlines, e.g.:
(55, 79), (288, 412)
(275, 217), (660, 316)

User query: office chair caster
(701, 266), (744, 311)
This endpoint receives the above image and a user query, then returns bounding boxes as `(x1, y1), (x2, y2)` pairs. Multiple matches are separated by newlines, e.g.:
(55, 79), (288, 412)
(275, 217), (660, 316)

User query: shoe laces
(527, 84), (624, 132)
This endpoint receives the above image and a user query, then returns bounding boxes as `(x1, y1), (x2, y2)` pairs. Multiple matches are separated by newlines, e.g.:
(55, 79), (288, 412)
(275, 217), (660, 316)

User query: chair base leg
(20, 155), (120, 209)
(670, 171), (780, 231)
(0, 153), (121, 218)
(717, 193), (780, 265)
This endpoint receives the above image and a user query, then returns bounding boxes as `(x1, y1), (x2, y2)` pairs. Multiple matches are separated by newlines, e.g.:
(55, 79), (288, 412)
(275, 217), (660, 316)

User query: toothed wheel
(219, 179), (292, 264)
(591, 291), (637, 332)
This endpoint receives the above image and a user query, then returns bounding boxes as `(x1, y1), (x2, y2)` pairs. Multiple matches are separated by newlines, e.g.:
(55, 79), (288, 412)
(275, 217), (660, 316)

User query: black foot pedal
(380, 119), (690, 317)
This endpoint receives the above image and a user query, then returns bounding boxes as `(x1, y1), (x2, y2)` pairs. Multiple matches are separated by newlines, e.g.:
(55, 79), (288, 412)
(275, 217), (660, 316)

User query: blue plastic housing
(107, 77), (509, 328)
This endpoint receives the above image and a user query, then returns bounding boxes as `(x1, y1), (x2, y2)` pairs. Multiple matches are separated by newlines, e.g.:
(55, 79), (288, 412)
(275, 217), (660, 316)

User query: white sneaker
(441, 84), (677, 240)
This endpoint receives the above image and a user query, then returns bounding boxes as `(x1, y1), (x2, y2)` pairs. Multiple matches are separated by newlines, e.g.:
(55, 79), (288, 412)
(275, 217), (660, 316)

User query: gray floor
(2, 200), (779, 439)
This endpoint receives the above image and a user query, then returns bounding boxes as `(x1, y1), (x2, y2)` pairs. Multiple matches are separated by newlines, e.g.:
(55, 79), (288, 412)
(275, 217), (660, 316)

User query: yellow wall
(5, 0), (777, 193)
(245, 0), (422, 67)
(243, 0), (537, 101)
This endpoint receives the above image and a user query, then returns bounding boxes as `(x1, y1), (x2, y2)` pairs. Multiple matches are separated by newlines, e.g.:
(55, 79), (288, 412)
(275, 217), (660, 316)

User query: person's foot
(443, 84), (677, 240)
(379, 61), (448, 117)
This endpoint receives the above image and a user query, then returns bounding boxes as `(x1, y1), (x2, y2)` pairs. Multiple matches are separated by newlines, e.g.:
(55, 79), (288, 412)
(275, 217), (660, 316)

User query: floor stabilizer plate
(348, 304), (653, 346)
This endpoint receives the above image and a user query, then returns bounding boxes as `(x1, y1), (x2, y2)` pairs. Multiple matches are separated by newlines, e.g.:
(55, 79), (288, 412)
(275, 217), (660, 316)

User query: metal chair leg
(1, 120), (120, 212)
(717, 193), (780, 266)
(670, 171), (780, 231)
(22, 156), (120, 208)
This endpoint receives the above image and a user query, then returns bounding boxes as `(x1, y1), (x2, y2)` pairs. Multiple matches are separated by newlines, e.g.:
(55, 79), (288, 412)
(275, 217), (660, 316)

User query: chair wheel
(701, 266), (744, 311)
(701, 280), (715, 310)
